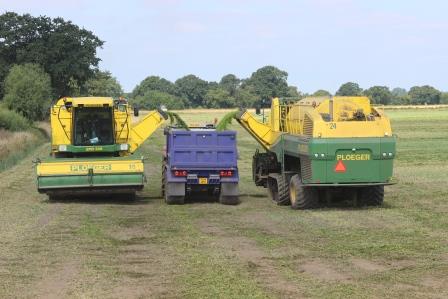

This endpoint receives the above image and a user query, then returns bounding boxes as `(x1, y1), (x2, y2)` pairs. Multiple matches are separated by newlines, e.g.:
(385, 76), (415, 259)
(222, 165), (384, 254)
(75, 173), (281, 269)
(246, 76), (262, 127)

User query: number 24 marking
(330, 123), (337, 129)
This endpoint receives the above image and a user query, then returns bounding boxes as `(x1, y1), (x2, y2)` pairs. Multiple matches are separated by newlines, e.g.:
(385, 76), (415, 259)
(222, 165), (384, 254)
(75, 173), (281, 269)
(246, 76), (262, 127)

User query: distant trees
(363, 86), (392, 105)
(174, 75), (209, 107)
(313, 89), (331, 97)
(3, 63), (52, 120)
(133, 91), (184, 110)
(441, 92), (448, 104)
(408, 85), (441, 105)
(129, 73), (448, 109)
(331, 83), (447, 106)
(286, 86), (301, 98)
(219, 74), (240, 97)
(242, 66), (289, 103)
(131, 76), (184, 109)
(0, 12), (103, 98)
(390, 88), (409, 105)
(130, 66), (295, 109)
(132, 76), (176, 97)
(336, 82), (363, 96)
(84, 71), (123, 98)
(204, 87), (234, 108)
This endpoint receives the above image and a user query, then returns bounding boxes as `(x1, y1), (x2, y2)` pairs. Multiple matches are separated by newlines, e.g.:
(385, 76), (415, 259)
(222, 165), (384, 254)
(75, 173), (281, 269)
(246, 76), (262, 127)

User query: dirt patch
(385, 259), (416, 270)
(199, 220), (303, 298)
(107, 243), (178, 298)
(197, 219), (226, 236)
(33, 260), (80, 299)
(299, 260), (351, 282)
(237, 211), (286, 236)
(420, 276), (448, 289)
(350, 258), (387, 272)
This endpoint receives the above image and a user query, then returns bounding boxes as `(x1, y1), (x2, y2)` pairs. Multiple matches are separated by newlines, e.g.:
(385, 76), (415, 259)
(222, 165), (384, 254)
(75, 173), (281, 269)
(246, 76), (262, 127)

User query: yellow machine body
(37, 97), (167, 197)
(238, 97), (393, 147)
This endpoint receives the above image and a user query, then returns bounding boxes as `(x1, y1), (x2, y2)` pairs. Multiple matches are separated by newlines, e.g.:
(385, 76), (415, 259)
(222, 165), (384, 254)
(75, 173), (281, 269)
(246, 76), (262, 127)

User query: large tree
(363, 86), (392, 105)
(0, 12), (103, 97)
(132, 76), (176, 98)
(243, 66), (289, 102)
(441, 92), (448, 104)
(408, 85), (441, 104)
(132, 91), (184, 110)
(312, 89), (331, 97)
(336, 82), (363, 96)
(287, 86), (300, 98)
(219, 74), (240, 97)
(84, 71), (123, 98)
(175, 74), (209, 107)
(390, 87), (409, 105)
(391, 87), (407, 97)
(3, 63), (52, 120)
(235, 85), (258, 108)
(204, 87), (235, 108)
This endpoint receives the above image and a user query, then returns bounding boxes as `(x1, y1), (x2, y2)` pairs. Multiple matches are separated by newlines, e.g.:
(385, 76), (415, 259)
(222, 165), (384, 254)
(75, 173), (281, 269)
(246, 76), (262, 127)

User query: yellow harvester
(36, 97), (167, 199)
(236, 96), (396, 209)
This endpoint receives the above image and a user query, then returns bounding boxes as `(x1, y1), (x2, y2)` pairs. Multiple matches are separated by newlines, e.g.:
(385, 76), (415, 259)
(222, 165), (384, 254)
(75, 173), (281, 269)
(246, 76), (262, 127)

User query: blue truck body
(162, 128), (239, 204)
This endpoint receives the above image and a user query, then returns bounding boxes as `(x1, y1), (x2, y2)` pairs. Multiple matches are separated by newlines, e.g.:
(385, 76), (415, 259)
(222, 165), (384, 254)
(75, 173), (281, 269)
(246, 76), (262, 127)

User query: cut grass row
(0, 108), (447, 298)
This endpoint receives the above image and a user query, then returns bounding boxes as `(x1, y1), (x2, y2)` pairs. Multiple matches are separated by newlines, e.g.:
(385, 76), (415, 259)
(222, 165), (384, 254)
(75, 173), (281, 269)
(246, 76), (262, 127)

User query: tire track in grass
(198, 219), (304, 298)
(0, 144), (87, 298)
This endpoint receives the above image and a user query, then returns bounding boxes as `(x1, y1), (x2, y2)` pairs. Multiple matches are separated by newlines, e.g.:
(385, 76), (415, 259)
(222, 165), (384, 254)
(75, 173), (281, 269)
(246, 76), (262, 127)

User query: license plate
(199, 178), (208, 184)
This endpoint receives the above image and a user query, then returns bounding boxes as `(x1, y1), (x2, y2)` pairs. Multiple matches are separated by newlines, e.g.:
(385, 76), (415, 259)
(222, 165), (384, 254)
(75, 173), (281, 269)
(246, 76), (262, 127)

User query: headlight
(120, 144), (129, 151)
(58, 145), (67, 152)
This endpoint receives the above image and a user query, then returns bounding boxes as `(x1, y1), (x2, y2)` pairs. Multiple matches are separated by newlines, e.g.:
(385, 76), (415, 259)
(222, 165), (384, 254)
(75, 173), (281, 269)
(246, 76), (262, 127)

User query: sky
(1, 0), (448, 93)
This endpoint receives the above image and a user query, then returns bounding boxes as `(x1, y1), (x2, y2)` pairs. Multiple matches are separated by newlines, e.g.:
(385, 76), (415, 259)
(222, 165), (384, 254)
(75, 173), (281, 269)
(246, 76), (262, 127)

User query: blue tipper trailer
(162, 127), (239, 205)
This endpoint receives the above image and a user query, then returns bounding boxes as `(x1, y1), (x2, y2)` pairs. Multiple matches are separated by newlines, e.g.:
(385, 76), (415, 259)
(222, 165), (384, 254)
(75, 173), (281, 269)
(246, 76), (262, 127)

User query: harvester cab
(36, 97), (168, 199)
(235, 96), (396, 209)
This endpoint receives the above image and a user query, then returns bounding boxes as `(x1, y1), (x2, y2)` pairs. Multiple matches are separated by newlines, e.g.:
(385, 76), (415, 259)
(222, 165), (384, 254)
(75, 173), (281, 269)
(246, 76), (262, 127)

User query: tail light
(220, 170), (233, 177)
(174, 170), (188, 177)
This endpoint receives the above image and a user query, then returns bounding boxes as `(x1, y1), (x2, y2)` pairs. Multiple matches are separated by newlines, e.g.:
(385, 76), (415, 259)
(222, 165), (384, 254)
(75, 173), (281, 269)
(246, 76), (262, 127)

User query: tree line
(0, 12), (121, 121)
(130, 66), (301, 110)
(1, 12), (447, 123)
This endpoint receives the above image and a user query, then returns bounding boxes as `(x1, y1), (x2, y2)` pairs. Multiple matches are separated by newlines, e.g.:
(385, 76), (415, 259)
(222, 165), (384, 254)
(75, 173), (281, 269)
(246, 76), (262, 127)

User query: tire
(267, 174), (290, 205)
(219, 195), (240, 205)
(164, 180), (185, 205)
(357, 186), (384, 206)
(289, 174), (318, 210)
(163, 165), (185, 205)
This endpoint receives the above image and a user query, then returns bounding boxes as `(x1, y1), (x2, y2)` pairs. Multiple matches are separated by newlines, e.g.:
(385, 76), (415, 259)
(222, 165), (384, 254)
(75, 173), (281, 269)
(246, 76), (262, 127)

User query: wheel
(357, 186), (384, 206)
(164, 181), (185, 205)
(267, 174), (290, 205)
(165, 195), (185, 205)
(289, 174), (318, 210)
(219, 195), (239, 205)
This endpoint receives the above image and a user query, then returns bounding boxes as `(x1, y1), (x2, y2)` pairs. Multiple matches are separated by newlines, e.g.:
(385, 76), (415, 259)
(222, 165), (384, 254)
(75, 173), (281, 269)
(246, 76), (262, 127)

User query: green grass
(0, 108), (447, 298)
(0, 108), (31, 131)
(0, 128), (47, 172)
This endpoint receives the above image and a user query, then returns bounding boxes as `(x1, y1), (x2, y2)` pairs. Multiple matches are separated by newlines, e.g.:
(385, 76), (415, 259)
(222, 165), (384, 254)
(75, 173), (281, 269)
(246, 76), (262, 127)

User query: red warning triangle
(334, 160), (346, 173)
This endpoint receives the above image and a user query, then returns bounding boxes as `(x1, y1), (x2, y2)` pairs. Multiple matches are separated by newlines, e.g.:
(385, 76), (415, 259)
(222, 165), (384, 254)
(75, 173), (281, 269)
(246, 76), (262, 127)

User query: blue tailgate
(167, 129), (237, 169)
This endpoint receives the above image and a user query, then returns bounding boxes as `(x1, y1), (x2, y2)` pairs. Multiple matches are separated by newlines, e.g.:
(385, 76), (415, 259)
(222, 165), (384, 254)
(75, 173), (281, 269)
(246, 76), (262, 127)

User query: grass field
(0, 109), (447, 298)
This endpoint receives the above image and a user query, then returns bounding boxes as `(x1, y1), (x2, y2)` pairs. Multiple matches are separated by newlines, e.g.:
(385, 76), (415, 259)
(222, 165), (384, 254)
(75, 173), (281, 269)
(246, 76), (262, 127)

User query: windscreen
(73, 107), (114, 146)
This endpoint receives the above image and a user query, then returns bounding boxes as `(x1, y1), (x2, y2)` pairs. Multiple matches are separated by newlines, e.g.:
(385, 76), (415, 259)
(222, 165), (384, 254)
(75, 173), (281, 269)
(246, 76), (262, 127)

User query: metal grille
(303, 115), (313, 136)
(301, 157), (312, 180)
